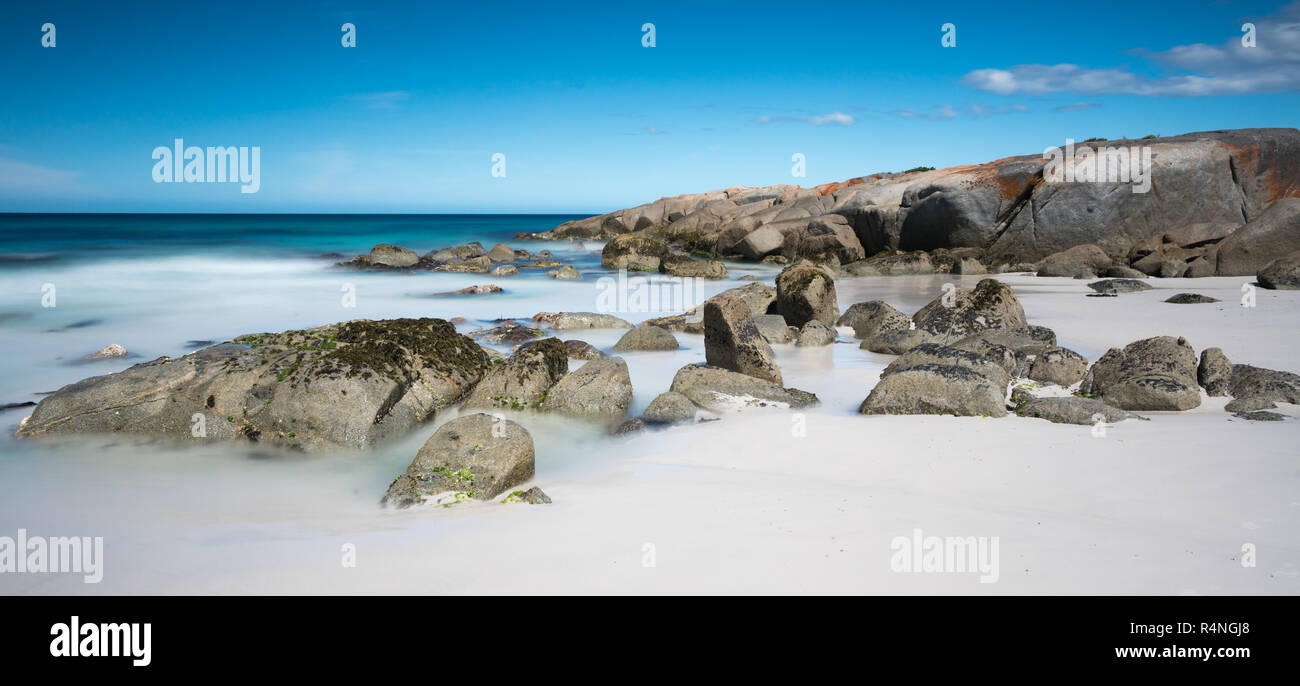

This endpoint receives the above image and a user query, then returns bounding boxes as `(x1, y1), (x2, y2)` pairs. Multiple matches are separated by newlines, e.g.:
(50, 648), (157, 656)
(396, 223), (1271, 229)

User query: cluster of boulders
(338, 241), (579, 279)
(16, 249), (1297, 511)
(518, 129), (1300, 288)
(600, 233), (729, 279)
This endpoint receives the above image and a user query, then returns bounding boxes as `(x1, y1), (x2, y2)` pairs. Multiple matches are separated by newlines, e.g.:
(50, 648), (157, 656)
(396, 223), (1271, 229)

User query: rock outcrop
(18, 318), (490, 450)
(520, 129), (1300, 273)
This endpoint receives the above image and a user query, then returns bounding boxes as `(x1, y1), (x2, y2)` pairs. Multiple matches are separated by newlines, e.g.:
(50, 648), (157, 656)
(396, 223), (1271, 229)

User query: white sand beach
(2, 269), (1296, 595)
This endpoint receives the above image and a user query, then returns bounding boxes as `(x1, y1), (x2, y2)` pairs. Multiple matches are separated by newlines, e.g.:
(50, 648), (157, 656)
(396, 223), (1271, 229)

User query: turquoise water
(0, 213), (585, 264)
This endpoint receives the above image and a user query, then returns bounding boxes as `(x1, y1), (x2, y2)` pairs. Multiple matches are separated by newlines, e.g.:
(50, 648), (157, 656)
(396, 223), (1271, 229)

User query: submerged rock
(613, 326), (679, 351)
(83, 344), (127, 360)
(532, 312), (634, 330)
(503, 486), (551, 504)
(642, 391), (698, 424)
(433, 285), (503, 296)
(382, 413), (534, 507)
(547, 265), (582, 280)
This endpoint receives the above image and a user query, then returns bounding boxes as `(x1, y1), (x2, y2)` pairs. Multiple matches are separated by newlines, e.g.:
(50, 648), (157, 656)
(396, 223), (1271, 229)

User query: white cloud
(891, 104), (958, 121)
(755, 111), (856, 126)
(962, 2), (1300, 96)
(808, 111), (855, 126)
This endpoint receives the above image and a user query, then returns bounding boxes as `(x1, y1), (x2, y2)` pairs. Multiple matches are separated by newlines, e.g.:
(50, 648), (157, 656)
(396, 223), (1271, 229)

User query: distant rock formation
(519, 128), (1300, 277)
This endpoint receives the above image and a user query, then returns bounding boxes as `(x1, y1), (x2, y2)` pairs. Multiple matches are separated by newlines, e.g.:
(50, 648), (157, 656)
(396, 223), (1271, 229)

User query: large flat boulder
(17, 319), (490, 450)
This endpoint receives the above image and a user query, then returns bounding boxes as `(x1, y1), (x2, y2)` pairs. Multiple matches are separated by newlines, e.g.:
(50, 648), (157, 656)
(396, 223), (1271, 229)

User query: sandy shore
(1, 272), (1297, 594)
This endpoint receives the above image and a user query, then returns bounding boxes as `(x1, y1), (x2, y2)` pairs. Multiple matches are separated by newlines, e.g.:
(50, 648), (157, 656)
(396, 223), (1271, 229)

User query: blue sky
(1, 0), (1297, 213)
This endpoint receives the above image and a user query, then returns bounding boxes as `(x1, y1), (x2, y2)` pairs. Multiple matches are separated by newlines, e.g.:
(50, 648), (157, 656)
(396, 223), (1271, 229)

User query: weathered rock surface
(382, 414), (534, 506)
(775, 264), (838, 327)
(1216, 198), (1300, 275)
(83, 344), (127, 360)
(1087, 279), (1152, 295)
(434, 284), (503, 296)
(532, 312), (633, 330)
(668, 364), (817, 413)
(752, 314), (793, 344)
(435, 256), (491, 273)
(1079, 336), (1202, 411)
(562, 339), (604, 360)
(539, 357), (633, 421)
(461, 337), (567, 411)
(1038, 244), (1113, 277)
(1027, 346), (1089, 386)
(1197, 348), (1233, 397)
(19, 319), (490, 450)
(613, 326), (679, 351)
(469, 322), (545, 343)
(911, 278), (1028, 343)
(367, 243), (420, 268)
(1257, 251), (1300, 289)
(837, 301), (912, 340)
(860, 363), (1007, 417)
(1225, 395), (1277, 413)
(659, 254), (728, 279)
(523, 129), (1300, 273)
(795, 320), (836, 347)
(642, 391), (698, 424)
(1226, 364), (1300, 404)
(703, 296), (782, 384)
(503, 486), (551, 504)
(1164, 293), (1219, 304)
(547, 265), (581, 280)
(602, 234), (668, 270)
(1015, 397), (1141, 425)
